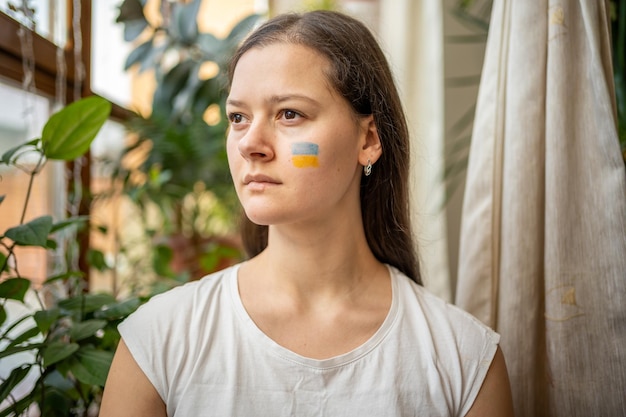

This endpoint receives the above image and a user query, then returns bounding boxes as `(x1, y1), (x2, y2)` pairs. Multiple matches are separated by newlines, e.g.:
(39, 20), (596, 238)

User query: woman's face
(226, 43), (375, 228)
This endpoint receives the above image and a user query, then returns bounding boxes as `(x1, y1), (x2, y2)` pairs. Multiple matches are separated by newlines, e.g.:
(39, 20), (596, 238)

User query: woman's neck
(242, 216), (385, 302)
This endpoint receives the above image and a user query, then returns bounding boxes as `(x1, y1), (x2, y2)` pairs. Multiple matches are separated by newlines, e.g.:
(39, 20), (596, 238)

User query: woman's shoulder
(389, 265), (499, 347)
(389, 266), (500, 415)
(120, 264), (238, 330)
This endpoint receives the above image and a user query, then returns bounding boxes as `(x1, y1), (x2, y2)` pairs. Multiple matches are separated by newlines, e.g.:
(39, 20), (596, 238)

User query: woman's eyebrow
(226, 94), (321, 108)
(268, 94), (320, 106)
(225, 98), (246, 107)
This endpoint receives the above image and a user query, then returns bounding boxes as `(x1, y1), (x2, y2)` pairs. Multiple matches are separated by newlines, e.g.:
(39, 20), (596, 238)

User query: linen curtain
(455, 0), (626, 415)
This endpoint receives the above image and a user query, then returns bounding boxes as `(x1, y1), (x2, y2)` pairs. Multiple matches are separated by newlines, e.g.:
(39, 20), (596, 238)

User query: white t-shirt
(119, 264), (499, 417)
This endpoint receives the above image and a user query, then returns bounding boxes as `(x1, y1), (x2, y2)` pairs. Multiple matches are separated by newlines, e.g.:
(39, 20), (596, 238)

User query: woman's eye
(228, 113), (244, 124)
(280, 109), (301, 121)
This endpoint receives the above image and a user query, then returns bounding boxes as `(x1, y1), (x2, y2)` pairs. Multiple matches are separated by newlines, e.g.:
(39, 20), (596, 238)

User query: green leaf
(87, 249), (109, 272)
(42, 341), (80, 367)
(0, 314), (32, 340)
(173, 0), (202, 44)
(0, 343), (44, 360)
(34, 308), (61, 333)
(0, 138), (39, 165)
(116, 0), (147, 23)
(123, 19), (150, 42)
(0, 365), (32, 405)
(6, 326), (40, 350)
(0, 278), (30, 301)
(44, 271), (84, 285)
(69, 319), (106, 341)
(50, 215), (90, 233)
(226, 14), (261, 46)
(152, 244), (174, 278)
(197, 33), (223, 59)
(124, 38), (153, 70)
(38, 387), (73, 417)
(94, 297), (141, 320)
(42, 96), (111, 161)
(69, 346), (114, 386)
(0, 390), (37, 417)
(0, 252), (8, 273)
(0, 305), (5, 327)
(4, 215), (53, 247)
(58, 293), (116, 313)
(152, 60), (195, 116)
(116, 0), (149, 42)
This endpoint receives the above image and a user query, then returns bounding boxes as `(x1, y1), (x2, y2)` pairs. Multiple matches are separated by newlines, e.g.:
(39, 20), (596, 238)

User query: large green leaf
(42, 341), (80, 367)
(69, 346), (114, 386)
(34, 308), (61, 333)
(69, 319), (107, 342)
(171, 0), (202, 44)
(41, 96), (111, 161)
(0, 278), (30, 302)
(4, 215), (53, 247)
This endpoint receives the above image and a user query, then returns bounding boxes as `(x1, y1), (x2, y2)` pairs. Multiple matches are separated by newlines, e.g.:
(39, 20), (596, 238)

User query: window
(0, 1), (107, 286)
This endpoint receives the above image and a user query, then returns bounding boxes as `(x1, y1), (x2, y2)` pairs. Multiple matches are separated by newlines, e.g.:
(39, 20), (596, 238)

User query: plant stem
(20, 153), (46, 225)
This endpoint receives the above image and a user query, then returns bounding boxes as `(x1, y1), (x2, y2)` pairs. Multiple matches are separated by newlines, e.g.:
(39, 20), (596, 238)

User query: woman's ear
(358, 115), (382, 166)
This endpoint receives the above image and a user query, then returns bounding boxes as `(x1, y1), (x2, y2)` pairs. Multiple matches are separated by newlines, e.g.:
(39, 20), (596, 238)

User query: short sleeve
(118, 285), (190, 402)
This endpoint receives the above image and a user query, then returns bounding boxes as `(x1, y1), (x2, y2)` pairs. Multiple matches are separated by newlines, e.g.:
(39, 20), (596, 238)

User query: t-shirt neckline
(227, 263), (400, 370)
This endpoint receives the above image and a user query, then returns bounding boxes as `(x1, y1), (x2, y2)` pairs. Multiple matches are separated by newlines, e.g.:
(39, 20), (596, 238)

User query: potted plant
(0, 96), (144, 417)
(112, 0), (260, 280)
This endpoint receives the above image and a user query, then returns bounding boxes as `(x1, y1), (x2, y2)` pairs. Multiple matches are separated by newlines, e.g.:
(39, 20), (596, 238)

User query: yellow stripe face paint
(291, 142), (319, 168)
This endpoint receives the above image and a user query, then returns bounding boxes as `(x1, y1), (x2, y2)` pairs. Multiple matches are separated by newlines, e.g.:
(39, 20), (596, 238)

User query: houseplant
(0, 96), (143, 417)
(112, 0), (261, 280)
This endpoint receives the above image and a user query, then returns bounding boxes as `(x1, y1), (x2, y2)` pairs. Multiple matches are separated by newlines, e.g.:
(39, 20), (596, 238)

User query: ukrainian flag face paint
(291, 142), (319, 168)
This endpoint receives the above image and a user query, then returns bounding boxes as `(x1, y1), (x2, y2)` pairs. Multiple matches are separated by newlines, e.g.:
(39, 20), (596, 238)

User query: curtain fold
(456, 1), (626, 415)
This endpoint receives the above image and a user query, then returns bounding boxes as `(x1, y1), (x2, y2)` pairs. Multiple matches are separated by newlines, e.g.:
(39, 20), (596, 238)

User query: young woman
(100, 10), (513, 417)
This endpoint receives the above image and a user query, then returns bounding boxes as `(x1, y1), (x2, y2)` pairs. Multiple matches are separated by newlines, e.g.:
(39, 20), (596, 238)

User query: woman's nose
(237, 120), (274, 161)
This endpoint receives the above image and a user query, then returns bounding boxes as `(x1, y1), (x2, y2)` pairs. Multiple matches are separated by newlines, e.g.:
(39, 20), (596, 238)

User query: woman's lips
(243, 174), (281, 191)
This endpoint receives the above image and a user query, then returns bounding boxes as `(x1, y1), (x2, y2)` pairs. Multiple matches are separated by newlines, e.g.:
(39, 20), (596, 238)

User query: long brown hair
(228, 10), (421, 284)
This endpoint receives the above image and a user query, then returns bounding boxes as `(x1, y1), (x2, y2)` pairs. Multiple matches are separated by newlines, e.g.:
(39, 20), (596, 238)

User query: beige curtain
(455, 1), (626, 416)
(379, 0), (451, 300)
